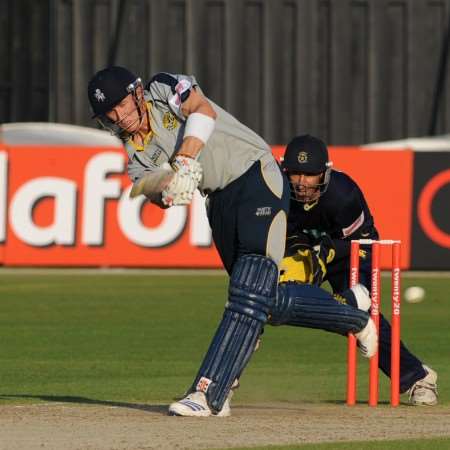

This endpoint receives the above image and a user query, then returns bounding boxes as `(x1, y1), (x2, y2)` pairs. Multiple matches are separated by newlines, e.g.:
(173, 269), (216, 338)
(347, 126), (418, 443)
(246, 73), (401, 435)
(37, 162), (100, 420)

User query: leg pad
(191, 254), (278, 412)
(270, 283), (369, 335)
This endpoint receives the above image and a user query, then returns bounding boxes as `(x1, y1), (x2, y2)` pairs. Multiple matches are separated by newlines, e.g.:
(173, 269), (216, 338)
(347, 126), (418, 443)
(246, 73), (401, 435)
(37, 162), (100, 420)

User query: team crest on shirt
(297, 151), (308, 163)
(162, 111), (178, 131)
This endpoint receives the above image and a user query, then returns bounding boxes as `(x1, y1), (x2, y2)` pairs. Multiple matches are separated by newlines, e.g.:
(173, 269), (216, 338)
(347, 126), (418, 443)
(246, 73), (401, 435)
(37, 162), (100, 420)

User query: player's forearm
(177, 136), (205, 159)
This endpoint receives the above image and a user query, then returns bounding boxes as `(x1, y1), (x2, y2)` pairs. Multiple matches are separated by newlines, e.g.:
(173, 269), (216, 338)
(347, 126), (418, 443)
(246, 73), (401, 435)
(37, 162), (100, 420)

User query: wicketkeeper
(281, 134), (438, 406)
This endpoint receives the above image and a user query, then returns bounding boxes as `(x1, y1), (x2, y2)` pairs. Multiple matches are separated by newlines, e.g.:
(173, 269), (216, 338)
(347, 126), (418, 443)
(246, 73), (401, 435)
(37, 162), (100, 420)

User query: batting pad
(191, 254), (278, 413)
(270, 283), (369, 335)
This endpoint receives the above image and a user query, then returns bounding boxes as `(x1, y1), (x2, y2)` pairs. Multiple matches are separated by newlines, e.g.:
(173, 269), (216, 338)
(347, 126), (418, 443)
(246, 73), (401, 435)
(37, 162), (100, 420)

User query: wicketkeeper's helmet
(282, 134), (332, 174)
(88, 66), (141, 117)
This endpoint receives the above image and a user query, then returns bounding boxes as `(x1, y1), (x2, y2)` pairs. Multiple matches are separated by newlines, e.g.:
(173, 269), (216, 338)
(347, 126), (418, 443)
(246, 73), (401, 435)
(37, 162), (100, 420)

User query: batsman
(88, 66), (291, 417)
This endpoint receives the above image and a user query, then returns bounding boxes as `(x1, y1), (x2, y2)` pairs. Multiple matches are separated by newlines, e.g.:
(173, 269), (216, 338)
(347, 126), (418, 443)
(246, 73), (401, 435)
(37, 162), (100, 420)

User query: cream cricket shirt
(124, 73), (272, 196)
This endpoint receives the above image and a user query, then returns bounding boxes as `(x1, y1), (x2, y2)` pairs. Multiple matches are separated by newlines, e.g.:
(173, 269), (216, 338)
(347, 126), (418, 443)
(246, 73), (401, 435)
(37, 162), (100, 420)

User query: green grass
(219, 437), (450, 449)
(0, 272), (448, 410)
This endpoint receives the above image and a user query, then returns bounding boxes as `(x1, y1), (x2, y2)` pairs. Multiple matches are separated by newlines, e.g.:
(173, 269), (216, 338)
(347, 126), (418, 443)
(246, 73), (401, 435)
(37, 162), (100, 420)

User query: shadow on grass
(0, 394), (168, 414)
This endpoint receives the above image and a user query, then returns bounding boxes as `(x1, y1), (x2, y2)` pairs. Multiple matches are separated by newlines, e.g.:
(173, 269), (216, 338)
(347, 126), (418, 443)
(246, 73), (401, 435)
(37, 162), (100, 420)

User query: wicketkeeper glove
(279, 248), (315, 284)
(279, 234), (314, 283)
(311, 234), (336, 285)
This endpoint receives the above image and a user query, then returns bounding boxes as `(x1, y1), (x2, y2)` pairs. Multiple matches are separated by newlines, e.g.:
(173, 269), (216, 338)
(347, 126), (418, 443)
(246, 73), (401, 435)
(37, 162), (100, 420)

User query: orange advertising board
(4, 146), (221, 267)
(2, 144), (413, 268)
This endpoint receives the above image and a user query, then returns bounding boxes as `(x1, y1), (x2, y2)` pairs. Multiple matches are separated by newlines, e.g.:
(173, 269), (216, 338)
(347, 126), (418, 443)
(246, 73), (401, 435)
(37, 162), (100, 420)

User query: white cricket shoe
(168, 391), (231, 417)
(355, 317), (378, 358)
(168, 391), (212, 417)
(407, 365), (438, 406)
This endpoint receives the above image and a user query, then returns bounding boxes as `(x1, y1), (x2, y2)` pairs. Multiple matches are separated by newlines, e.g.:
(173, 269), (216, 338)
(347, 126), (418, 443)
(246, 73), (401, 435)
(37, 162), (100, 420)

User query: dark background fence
(1, 0), (449, 145)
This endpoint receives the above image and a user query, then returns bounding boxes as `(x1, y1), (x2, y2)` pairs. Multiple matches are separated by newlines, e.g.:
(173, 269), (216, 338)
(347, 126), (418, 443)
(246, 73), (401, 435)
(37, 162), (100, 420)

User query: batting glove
(161, 155), (203, 206)
(171, 155), (203, 184)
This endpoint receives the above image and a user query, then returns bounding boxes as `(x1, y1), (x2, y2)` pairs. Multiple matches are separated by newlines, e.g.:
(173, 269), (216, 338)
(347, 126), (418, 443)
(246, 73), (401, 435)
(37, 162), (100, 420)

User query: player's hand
(161, 155), (203, 206)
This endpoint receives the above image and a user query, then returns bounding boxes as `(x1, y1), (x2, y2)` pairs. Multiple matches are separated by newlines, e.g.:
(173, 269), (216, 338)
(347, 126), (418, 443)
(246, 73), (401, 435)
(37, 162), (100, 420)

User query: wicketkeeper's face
(288, 172), (323, 203)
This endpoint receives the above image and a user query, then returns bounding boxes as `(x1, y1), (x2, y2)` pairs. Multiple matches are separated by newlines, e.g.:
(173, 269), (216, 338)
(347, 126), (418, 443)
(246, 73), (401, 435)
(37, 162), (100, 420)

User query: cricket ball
(404, 286), (425, 304)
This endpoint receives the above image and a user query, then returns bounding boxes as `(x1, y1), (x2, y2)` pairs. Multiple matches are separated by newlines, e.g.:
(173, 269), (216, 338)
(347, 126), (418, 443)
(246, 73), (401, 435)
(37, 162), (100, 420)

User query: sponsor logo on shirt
(256, 207), (272, 216)
(175, 79), (191, 95)
(149, 147), (163, 165)
(168, 79), (192, 110)
(169, 94), (181, 109)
